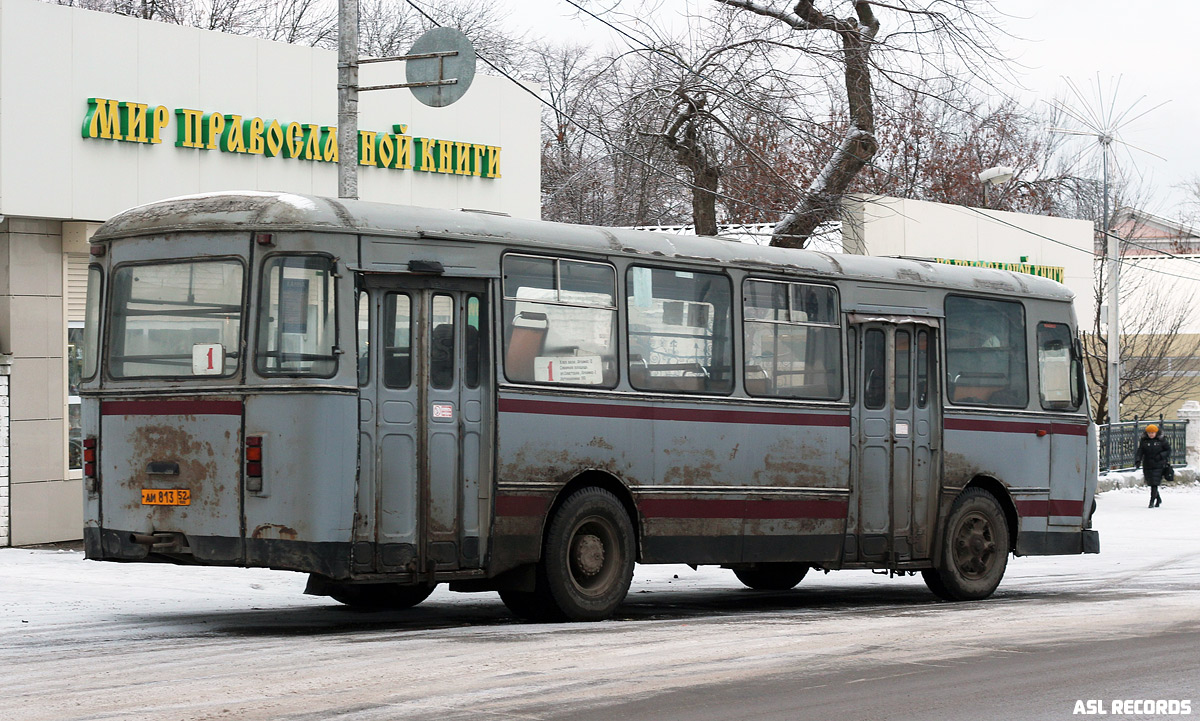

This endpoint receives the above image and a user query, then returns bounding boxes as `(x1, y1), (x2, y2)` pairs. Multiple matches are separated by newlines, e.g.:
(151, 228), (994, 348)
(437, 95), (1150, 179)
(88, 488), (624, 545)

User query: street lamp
(978, 165), (1014, 208)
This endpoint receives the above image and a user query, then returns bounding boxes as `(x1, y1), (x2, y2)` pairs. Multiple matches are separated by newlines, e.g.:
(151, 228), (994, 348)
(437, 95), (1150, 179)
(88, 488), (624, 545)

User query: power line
(401, 0), (806, 221)
(403, 0), (1200, 285)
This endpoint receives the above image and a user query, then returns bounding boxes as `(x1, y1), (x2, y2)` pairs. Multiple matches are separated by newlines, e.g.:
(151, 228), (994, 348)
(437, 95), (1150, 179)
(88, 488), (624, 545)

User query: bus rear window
(109, 260), (243, 378)
(256, 255), (338, 377)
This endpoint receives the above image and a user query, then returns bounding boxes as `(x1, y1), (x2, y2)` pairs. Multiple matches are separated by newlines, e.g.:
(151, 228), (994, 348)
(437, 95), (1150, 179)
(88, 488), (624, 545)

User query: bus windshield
(108, 259), (244, 378)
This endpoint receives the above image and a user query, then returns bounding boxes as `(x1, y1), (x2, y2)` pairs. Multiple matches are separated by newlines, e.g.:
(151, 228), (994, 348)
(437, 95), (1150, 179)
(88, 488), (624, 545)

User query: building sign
(935, 257), (1064, 283)
(80, 97), (501, 178)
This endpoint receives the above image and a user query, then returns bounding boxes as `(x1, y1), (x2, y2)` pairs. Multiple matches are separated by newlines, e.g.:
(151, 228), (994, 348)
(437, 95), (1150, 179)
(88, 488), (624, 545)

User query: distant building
(0, 0), (539, 546)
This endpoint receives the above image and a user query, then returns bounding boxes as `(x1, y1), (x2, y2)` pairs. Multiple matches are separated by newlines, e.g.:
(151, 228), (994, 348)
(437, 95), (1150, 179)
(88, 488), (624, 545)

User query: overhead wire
(400, 0), (1200, 283)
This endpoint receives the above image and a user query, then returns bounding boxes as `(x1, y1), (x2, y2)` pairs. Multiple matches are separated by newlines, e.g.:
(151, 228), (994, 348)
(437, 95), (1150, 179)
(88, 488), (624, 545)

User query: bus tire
(732, 563), (809, 591)
(327, 582), (435, 610)
(928, 488), (1010, 601)
(541, 487), (635, 621)
(497, 587), (558, 622)
(920, 568), (954, 601)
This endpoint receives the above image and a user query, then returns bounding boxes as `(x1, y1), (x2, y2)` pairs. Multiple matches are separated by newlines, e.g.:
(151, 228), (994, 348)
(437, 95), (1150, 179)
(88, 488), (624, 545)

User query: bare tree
(712, 0), (1012, 247)
(357, 0), (524, 71)
(1085, 253), (1200, 424)
(1064, 177), (1200, 423)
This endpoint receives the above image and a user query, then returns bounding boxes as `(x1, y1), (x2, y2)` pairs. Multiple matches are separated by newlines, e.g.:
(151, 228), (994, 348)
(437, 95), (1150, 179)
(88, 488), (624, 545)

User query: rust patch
(252, 524), (298, 540)
(750, 436), (848, 488)
(942, 452), (988, 485)
(114, 418), (239, 521)
(587, 436), (615, 451)
(661, 460), (721, 486)
(498, 441), (634, 487)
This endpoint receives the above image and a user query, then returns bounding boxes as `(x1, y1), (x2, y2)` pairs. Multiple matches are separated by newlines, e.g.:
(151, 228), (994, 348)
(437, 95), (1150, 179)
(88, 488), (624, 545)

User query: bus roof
(93, 191), (1075, 304)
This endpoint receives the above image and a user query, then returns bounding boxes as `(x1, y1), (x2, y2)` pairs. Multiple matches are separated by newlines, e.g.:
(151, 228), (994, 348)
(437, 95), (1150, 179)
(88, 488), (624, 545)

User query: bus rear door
(850, 320), (941, 564)
(356, 277), (491, 577)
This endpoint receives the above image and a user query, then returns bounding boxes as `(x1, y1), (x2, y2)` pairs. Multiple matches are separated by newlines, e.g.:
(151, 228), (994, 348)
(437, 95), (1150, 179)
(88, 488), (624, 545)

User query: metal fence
(1099, 420), (1187, 471)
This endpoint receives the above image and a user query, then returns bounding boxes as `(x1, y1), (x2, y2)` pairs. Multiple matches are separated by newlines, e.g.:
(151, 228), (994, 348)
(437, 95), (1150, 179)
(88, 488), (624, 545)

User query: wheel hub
(572, 534), (606, 577)
(955, 515), (995, 578)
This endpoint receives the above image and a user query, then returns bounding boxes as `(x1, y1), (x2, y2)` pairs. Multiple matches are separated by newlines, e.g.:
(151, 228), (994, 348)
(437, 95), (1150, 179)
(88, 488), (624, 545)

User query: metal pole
(337, 0), (359, 200)
(1103, 137), (1119, 424)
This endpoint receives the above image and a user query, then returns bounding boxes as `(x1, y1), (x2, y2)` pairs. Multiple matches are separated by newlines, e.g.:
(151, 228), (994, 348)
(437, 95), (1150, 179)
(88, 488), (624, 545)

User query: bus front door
(357, 278), (491, 578)
(850, 322), (940, 564)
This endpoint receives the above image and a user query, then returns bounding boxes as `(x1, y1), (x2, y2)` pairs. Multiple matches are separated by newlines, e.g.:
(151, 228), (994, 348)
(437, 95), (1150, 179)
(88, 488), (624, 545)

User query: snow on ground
(1, 484), (1196, 631)
(0, 485), (1197, 721)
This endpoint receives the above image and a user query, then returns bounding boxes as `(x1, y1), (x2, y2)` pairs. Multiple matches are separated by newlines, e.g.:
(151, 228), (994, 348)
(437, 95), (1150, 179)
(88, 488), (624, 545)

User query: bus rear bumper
(84, 526), (351, 576)
(1015, 529), (1100, 556)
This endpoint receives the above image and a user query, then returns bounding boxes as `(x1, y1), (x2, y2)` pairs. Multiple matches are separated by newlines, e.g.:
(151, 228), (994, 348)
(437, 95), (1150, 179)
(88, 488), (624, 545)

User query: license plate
(141, 488), (191, 506)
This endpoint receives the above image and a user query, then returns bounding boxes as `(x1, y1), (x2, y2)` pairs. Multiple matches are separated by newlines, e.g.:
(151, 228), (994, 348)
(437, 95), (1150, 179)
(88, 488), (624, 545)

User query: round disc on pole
(406, 28), (476, 108)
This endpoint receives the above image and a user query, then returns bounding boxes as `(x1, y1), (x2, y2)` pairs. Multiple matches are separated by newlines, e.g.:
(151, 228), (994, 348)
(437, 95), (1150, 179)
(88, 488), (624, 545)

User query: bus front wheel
(925, 488), (1010, 601)
(732, 563), (809, 591)
(541, 487), (635, 621)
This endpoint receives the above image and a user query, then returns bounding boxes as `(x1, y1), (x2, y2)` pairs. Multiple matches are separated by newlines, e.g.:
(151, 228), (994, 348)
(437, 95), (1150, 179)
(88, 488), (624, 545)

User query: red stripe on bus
(639, 498), (848, 520)
(1051, 423), (1089, 436)
(101, 400), (244, 416)
(945, 418), (1088, 436)
(1015, 499), (1085, 517)
(498, 397), (849, 427)
(495, 495), (549, 517)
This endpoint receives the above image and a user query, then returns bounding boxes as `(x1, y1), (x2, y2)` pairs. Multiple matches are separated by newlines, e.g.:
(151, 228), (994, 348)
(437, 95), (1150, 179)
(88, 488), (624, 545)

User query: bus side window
(627, 266), (733, 395)
(501, 254), (617, 388)
(864, 328), (886, 410)
(383, 293), (413, 388)
(916, 329), (930, 408)
(944, 295), (1028, 408)
(1037, 321), (1082, 411)
(742, 279), (842, 400)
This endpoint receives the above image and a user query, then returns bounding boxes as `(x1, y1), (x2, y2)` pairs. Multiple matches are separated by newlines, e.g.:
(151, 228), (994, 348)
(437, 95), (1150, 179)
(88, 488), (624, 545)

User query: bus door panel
(908, 328), (938, 558)
(856, 325), (891, 560)
(850, 321), (940, 564)
(365, 279), (490, 576)
(425, 288), (490, 569)
(371, 291), (421, 573)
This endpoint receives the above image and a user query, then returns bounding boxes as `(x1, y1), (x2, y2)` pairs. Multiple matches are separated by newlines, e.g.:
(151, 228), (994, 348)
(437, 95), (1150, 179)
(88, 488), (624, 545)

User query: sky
(501, 0), (1199, 219)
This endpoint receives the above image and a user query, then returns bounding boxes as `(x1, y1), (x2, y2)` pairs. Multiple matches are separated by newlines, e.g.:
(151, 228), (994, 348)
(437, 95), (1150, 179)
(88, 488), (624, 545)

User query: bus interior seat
(744, 365), (770, 395)
(506, 311), (548, 381)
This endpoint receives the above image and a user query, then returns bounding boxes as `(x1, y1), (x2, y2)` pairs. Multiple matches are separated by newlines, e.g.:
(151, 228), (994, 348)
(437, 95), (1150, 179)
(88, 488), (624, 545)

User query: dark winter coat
(1134, 433), (1172, 486)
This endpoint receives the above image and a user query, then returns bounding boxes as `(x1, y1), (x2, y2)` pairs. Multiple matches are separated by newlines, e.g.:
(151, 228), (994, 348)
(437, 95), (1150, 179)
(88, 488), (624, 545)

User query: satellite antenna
(357, 27), (478, 107)
(1048, 75), (1167, 426)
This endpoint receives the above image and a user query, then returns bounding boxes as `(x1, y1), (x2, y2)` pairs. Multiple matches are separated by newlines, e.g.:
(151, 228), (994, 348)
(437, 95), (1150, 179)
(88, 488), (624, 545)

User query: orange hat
(1146, 424), (1159, 433)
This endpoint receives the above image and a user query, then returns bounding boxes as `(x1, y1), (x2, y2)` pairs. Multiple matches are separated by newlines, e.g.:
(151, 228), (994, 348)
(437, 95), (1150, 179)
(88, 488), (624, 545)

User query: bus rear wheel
(326, 582), (435, 610)
(925, 488), (1010, 601)
(541, 487), (635, 621)
(732, 563), (809, 591)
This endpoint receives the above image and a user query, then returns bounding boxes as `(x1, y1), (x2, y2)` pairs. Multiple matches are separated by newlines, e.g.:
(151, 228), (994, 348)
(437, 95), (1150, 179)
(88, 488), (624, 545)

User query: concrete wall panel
(10, 478), (82, 546)
(10, 418), (64, 483)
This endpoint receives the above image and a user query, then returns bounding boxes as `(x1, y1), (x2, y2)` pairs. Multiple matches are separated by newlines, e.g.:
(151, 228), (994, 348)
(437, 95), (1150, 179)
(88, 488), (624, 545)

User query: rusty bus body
(81, 192), (1099, 620)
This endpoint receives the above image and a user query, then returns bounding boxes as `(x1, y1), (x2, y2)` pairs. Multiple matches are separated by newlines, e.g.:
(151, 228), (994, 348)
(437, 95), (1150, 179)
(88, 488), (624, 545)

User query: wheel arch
(963, 475), (1018, 552)
(545, 469), (641, 556)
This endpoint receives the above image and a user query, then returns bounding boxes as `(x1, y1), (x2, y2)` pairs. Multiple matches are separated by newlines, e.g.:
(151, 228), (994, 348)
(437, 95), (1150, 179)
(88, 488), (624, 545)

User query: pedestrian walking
(1133, 424), (1171, 508)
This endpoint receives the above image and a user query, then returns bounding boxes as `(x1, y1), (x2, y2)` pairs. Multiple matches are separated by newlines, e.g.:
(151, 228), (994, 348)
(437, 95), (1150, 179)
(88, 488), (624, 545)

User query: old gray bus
(81, 191), (1099, 621)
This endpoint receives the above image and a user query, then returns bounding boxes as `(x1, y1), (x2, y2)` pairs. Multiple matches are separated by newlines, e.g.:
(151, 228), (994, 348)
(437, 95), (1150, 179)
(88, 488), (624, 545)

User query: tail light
(83, 436), (98, 492)
(245, 435), (263, 492)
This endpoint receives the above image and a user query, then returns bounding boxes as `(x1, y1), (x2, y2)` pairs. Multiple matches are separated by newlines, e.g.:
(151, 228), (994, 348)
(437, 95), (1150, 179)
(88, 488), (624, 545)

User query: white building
(0, 0), (540, 545)
(841, 196), (1094, 324)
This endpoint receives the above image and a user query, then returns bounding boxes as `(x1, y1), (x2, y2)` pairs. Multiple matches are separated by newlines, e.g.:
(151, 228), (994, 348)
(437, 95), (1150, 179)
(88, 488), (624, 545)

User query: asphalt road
(561, 629), (1200, 721)
(3, 487), (1198, 721)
